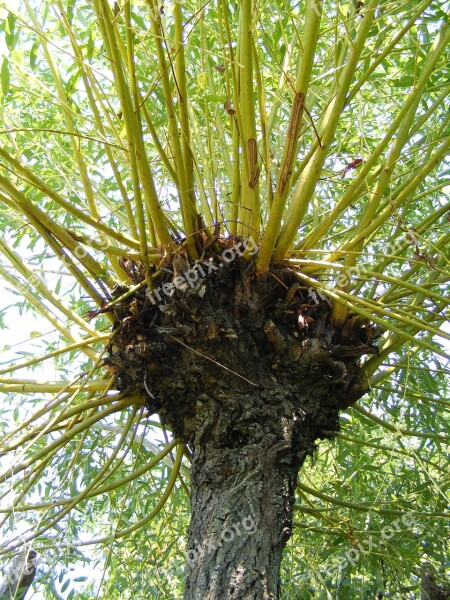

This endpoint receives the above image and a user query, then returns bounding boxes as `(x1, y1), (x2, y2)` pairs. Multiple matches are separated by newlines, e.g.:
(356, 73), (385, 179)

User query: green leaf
(1, 58), (10, 95)
(67, 0), (76, 25)
(5, 12), (16, 50)
(65, 70), (81, 95)
(205, 94), (226, 103)
(131, 12), (146, 29)
(30, 40), (39, 70)
(55, 276), (62, 295)
(86, 33), (95, 61)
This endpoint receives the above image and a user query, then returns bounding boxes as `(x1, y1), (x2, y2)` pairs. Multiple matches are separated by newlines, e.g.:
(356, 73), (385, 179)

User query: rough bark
(105, 246), (377, 599)
(184, 385), (330, 599)
(421, 567), (450, 600)
(0, 549), (37, 600)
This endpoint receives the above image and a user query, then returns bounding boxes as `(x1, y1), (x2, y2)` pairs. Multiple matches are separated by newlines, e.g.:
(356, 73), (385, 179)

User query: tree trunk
(107, 252), (376, 599)
(184, 387), (314, 599)
(0, 549), (37, 600)
(421, 567), (450, 600)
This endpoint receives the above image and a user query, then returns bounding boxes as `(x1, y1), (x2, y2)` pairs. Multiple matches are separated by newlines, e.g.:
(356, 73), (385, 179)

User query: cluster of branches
(0, 0), (448, 596)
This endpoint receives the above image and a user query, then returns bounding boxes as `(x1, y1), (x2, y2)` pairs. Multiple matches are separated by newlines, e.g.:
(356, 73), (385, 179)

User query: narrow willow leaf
(1, 58), (10, 95)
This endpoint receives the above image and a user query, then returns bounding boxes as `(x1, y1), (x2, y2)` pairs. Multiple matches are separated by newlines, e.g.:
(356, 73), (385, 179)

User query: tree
(0, 548), (37, 600)
(0, 0), (449, 598)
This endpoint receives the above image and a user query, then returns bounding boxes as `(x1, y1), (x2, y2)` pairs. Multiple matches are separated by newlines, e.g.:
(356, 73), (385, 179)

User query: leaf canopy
(0, 0), (449, 597)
